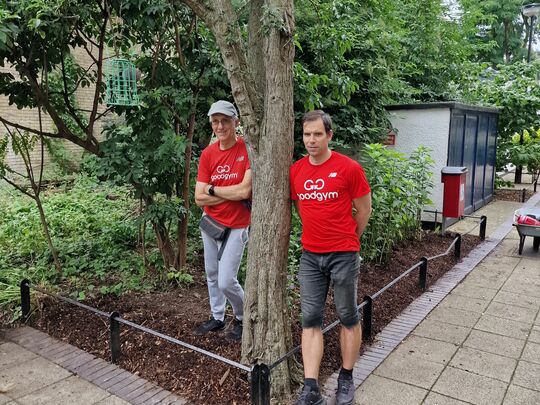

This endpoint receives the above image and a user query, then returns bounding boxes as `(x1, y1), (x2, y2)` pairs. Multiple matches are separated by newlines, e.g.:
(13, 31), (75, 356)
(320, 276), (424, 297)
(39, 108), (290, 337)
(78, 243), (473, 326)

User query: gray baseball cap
(207, 100), (238, 118)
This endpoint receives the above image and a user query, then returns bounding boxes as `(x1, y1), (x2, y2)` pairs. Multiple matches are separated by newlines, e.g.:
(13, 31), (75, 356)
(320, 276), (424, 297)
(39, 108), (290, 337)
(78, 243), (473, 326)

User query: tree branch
(1, 176), (35, 200)
(60, 50), (89, 131)
(16, 66), (100, 155)
(0, 116), (59, 138)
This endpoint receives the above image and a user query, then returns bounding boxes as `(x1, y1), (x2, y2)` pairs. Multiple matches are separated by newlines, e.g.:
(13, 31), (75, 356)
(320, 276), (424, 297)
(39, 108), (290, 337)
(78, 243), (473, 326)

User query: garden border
(19, 217), (487, 405)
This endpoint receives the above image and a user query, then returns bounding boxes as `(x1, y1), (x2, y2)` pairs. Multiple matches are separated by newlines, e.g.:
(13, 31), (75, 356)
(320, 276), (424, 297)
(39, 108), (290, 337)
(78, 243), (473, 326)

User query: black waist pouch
(199, 215), (229, 240)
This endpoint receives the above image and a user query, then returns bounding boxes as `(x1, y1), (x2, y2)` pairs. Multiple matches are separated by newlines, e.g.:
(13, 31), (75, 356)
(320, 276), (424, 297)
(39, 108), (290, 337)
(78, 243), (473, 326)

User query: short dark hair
(302, 110), (332, 133)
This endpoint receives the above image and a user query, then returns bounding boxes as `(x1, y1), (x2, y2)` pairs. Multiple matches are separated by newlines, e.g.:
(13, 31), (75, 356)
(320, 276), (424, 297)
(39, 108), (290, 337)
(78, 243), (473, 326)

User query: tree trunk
(241, 1), (296, 396)
(180, 0), (297, 398)
(153, 222), (176, 270)
(34, 196), (62, 274)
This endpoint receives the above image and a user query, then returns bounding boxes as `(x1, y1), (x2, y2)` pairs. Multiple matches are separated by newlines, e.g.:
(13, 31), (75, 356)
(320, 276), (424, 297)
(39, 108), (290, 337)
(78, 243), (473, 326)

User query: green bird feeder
(104, 58), (139, 106)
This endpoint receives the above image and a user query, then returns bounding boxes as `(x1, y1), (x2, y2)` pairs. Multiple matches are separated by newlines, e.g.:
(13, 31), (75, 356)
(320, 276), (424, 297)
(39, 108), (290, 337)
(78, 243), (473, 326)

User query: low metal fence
(19, 218), (486, 405)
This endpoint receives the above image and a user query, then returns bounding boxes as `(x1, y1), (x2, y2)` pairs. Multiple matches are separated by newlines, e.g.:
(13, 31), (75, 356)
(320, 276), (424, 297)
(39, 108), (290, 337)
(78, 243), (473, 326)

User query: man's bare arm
(207, 169), (252, 201)
(195, 181), (226, 207)
(352, 193), (372, 239)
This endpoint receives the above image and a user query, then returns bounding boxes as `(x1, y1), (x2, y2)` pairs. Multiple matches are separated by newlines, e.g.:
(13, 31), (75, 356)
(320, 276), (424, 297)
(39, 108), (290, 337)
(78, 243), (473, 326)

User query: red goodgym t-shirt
(290, 151), (371, 253)
(197, 137), (251, 228)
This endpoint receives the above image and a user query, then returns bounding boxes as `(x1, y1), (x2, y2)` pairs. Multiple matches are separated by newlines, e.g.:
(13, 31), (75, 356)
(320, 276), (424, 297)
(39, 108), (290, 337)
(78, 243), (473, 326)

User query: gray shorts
(298, 250), (361, 329)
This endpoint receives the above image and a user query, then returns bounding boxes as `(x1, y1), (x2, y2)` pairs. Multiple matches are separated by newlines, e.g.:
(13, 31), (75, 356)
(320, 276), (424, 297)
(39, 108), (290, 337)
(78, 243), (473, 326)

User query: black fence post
(522, 188), (527, 203)
(362, 295), (373, 340)
(20, 279), (30, 323)
(479, 216), (487, 240)
(250, 364), (270, 405)
(109, 311), (121, 364)
(454, 233), (462, 259)
(418, 258), (428, 290)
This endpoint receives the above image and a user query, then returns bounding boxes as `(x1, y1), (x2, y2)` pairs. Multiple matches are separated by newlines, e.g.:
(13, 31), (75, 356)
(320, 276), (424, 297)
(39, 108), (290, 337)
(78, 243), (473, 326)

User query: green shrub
(0, 175), (149, 318)
(360, 144), (434, 263)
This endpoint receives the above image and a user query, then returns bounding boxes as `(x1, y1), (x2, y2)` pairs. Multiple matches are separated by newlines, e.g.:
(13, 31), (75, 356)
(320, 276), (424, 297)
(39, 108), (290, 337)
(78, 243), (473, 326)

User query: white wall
(387, 108), (451, 220)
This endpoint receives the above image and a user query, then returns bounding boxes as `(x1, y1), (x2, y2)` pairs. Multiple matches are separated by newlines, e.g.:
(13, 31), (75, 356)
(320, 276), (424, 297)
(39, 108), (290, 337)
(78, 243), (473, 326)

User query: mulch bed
(26, 232), (480, 404)
(494, 188), (534, 202)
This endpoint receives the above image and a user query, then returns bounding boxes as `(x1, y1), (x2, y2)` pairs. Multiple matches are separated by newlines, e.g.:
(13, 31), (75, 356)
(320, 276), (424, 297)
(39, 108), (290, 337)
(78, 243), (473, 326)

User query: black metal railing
(19, 218), (486, 405)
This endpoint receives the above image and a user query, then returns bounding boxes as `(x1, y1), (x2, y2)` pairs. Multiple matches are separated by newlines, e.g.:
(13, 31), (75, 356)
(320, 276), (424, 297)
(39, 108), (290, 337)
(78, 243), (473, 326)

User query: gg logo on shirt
(297, 178), (338, 201)
(212, 165), (238, 181)
(304, 179), (325, 191)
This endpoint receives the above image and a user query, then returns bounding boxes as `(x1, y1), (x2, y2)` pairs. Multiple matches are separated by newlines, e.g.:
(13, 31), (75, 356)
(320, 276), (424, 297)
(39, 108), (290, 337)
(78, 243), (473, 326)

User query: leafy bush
(360, 144), (434, 263)
(508, 128), (540, 184)
(0, 175), (149, 317)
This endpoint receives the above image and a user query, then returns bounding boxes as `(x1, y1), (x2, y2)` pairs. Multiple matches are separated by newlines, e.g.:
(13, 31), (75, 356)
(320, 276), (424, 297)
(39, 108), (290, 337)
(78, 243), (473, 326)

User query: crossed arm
(195, 169), (252, 207)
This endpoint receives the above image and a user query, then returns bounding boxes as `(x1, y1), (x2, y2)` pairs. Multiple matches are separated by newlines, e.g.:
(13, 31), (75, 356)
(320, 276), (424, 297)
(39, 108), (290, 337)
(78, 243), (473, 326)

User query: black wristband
(208, 185), (215, 196)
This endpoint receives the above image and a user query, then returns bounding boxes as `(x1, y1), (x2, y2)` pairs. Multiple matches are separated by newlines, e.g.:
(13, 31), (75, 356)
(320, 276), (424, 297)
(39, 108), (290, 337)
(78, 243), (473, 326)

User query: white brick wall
(0, 47), (106, 176)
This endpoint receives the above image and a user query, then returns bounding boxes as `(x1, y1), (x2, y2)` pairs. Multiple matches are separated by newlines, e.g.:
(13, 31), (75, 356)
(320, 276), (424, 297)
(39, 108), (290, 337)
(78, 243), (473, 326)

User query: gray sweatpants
(201, 226), (248, 321)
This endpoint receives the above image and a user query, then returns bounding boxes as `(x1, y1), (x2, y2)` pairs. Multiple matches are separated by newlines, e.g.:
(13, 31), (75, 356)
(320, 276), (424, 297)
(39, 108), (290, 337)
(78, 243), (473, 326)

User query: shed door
(484, 115), (498, 200)
(473, 115), (489, 210)
(462, 115), (478, 213)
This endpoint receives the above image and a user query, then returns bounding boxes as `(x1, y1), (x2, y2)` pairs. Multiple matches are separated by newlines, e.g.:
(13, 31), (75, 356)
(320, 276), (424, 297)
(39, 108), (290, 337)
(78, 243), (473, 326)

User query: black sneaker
(295, 385), (326, 405)
(228, 318), (243, 341)
(194, 318), (225, 335)
(336, 377), (355, 405)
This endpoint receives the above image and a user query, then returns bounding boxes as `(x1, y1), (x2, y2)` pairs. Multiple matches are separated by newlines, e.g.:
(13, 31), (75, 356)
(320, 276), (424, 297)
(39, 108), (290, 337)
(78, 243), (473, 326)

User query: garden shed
(385, 102), (499, 219)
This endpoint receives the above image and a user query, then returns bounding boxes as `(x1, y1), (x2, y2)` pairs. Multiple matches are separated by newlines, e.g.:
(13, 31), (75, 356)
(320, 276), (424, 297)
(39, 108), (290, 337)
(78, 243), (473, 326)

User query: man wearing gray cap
(194, 100), (252, 341)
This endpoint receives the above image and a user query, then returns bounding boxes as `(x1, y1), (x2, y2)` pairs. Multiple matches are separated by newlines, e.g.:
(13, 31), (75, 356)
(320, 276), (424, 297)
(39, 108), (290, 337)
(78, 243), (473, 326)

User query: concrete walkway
(351, 194), (540, 404)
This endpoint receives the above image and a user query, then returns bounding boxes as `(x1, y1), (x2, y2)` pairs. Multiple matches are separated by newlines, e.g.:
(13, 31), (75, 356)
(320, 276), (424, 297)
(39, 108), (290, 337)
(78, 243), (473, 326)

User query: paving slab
(422, 392), (470, 405)
(484, 301), (538, 324)
(530, 325), (540, 343)
(411, 319), (470, 345)
(0, 356), (72, 399)
(512, 360), (540, 391)
(463, 329), (526, 359)
(425, 306), (481, 328)
(493, 290), (540, 311)
(449, 283), (498, 301)
(16, 375), (110, 404)
(503, 384), (540, 405)
(93, 395), (131, 405)
(437, 293), (490, 313)
(392, 335), (458, 365)
(432, 366), (507, 405)
(462, 270), (508, 289)
(448, 346), (517, 382)
(355, 375), (427, 405)
(373, 350), (445, 389)
(0, 394), (10, 405)
(474, 314), (531, 340)
(503, 279), (540, 298)
(0, 342), (37, 370)
(521, 341), (540, 365)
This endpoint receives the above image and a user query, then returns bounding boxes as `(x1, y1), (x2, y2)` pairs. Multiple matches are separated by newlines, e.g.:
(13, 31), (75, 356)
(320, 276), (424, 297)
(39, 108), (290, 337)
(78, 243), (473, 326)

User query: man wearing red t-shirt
(194, 100), (252, 341)
(290, 110), (372, 405)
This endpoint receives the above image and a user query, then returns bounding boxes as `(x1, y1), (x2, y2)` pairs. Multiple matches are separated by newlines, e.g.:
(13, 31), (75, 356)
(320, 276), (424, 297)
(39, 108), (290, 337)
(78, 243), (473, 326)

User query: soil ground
(26, 232), (480, 404)
(494, 188), (534, 202)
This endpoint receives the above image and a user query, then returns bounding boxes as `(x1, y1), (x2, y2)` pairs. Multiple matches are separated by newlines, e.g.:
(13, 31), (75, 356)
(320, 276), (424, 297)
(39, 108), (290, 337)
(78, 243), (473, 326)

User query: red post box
(441, 167), (468, 218)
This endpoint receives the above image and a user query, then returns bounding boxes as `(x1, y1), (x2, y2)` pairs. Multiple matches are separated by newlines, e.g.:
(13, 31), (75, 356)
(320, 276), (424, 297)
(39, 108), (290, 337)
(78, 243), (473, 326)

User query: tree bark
(179, 0), (296, 397)
(241, 2), (296, 395)
(34, 195), (62, 274)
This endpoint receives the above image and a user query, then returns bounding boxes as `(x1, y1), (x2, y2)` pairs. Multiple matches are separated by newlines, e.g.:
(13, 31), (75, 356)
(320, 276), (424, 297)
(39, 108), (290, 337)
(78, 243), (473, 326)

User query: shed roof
(385, 102), (499, 114)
